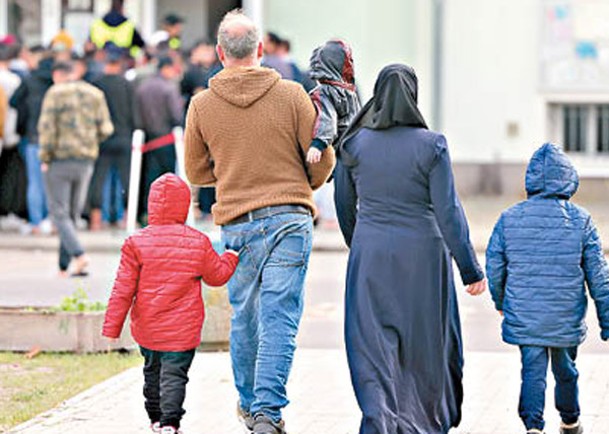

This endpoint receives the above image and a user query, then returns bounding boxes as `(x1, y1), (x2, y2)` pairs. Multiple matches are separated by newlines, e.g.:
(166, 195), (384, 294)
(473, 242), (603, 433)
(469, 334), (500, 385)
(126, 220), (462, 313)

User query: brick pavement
(9, 349), (609, 434)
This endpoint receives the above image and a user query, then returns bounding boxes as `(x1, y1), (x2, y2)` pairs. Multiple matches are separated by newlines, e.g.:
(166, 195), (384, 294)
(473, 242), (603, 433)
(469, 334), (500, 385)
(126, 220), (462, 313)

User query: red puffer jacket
(102, 174), (239, 351)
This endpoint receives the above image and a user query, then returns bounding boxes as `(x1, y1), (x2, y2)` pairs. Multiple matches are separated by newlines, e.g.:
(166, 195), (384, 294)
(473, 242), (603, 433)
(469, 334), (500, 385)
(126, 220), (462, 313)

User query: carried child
(486, 143), (609, 434)
(102, 174), (239, 434)
(306, 39), (361, 164)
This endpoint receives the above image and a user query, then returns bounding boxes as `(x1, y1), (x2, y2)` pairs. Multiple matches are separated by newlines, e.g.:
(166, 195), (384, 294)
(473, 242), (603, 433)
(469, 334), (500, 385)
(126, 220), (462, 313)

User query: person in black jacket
(10, 52), (54, 233)
(88, 49), (136, 229)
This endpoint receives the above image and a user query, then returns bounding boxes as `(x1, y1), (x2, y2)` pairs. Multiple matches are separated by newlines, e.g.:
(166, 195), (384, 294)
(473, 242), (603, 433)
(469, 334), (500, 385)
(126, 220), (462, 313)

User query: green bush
(57, 288), (106, 313)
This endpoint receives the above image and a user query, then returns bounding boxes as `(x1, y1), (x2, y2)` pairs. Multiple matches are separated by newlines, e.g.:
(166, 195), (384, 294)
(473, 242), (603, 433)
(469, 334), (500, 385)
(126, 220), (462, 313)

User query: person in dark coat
(10, 54), (54, 233)
(486, 143), (609, 434)
(88, 48), (136, 229)
(135, 56), (184, 223)
(334, 64), (486, 434)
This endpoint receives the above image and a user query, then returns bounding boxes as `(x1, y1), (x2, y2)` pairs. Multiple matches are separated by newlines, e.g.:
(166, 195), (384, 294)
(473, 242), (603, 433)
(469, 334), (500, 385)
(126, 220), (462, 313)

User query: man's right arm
(37, 91), (56, 164)
(184, 101), (216, 186)
(295, 86), (335, 190)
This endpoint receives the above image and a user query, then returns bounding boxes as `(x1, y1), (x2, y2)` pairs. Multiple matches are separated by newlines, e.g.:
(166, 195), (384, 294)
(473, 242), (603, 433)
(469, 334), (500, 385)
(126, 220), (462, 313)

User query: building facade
(443, 0), (609, 197)
(1, 0), (606, 197)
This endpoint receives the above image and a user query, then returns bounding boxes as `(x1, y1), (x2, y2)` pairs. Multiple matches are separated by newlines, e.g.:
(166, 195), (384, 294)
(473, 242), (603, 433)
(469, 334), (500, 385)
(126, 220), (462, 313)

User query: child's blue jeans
(519, 345), (580, 431)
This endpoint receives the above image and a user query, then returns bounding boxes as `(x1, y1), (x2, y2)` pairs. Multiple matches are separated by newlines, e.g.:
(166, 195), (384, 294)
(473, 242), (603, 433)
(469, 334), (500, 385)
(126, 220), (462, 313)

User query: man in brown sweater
(184, 10), (334, 434)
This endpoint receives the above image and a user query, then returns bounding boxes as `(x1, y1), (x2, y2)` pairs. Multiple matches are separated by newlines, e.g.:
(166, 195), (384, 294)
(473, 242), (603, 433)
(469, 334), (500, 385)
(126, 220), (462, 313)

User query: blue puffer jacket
(486, 143), (609, 347)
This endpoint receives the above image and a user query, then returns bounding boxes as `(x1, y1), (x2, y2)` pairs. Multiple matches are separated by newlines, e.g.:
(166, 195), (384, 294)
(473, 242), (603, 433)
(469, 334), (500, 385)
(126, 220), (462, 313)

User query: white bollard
(126, 129), (145, 234)
(173, 126), (196, 227)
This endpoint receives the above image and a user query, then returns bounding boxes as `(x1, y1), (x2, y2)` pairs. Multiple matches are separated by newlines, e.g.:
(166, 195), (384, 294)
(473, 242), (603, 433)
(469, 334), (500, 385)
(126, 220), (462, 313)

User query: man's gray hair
(217, 10), (261, 60)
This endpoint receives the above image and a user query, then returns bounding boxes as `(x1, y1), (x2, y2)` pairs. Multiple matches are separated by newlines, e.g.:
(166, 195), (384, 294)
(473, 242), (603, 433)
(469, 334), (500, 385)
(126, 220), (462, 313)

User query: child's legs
(550, 347), (580, 425)
(140, 347), (162, 424)
(159, 349), (196, 428)
(519, 346), (550, 431)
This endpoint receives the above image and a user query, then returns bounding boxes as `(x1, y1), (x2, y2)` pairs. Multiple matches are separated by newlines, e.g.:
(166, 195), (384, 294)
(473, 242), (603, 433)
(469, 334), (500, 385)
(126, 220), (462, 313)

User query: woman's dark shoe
(560, 420), (583, 434)
(252, 414), (286, 434)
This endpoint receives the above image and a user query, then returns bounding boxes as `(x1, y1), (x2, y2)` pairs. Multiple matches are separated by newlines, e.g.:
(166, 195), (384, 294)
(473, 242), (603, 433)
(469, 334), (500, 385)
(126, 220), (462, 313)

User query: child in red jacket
(102, 174), (239, 434)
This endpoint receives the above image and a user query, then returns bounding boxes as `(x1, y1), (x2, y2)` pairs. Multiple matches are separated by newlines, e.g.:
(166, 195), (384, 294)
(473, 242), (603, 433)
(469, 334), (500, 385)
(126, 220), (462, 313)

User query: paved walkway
(1, 197), (608, 254)
(9, 349), (609, 434)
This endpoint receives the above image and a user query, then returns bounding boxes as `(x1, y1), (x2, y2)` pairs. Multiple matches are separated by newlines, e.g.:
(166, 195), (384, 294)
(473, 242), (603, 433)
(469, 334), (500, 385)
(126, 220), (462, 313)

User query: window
(597, 105), (609, 153)
(550, 104), (609, 155)
(562, 105), (587, 153)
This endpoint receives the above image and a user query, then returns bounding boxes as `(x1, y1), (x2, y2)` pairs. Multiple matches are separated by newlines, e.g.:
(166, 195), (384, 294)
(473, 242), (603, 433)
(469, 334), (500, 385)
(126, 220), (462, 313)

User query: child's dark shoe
(252, 414), (286, 434)
(560, 420), (583, 434)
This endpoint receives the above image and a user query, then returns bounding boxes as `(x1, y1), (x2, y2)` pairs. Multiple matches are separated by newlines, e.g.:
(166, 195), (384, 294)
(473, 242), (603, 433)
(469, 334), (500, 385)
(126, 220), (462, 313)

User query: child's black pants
(140, 346), (196, 429)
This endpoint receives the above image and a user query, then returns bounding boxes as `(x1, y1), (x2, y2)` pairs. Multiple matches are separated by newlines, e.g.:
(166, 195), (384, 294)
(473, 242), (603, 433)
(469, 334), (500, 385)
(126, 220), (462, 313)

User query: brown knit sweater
(184, 66), (335, 225)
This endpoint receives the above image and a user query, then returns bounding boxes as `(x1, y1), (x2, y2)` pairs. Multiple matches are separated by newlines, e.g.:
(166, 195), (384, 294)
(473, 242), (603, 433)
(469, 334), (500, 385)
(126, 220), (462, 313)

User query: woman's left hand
(466, 279), (487, 296)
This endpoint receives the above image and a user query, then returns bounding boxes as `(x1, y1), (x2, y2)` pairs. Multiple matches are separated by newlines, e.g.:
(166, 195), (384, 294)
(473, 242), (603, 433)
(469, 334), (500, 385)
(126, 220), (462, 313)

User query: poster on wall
(542, 0), (609, 91)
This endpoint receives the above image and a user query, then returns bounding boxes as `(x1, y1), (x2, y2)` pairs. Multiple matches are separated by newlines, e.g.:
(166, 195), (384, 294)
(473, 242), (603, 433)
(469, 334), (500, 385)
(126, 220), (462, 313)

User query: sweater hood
(148, 174), (191, 225)
(525, 143), (579, 199)
(210, 66), (281, 108)
(309, 40), (355, 89)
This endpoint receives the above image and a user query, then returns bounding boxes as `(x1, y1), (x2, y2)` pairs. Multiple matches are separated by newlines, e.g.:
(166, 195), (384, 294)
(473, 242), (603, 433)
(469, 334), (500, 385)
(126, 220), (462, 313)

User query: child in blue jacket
(486, 143), (609, 434)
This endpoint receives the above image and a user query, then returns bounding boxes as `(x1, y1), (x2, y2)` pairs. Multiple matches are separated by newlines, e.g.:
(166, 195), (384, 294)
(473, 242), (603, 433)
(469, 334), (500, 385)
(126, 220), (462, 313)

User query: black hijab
(339, 64), (428, 164)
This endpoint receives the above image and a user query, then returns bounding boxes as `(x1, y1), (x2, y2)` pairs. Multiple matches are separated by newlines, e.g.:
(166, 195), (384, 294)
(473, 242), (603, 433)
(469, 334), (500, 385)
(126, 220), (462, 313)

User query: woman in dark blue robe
(334, 64), (486, 434)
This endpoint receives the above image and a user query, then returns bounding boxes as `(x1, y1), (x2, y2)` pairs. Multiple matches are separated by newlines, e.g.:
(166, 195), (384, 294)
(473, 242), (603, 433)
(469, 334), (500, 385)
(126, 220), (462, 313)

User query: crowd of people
(0, 0), (321, 244)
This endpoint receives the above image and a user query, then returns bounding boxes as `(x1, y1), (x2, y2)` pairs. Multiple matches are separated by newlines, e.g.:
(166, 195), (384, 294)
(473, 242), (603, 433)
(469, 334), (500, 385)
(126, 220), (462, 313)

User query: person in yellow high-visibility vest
(163, 14), (184, 51)
(89, 0), (145, 57)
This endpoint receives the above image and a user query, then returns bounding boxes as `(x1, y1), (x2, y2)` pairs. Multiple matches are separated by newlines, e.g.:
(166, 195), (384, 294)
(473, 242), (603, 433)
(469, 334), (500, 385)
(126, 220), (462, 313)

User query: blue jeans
(519, 346), (580, 431)
(101, 166), (124, 223)
(19, 142), (48, 225)
(221, 211), (313, 422)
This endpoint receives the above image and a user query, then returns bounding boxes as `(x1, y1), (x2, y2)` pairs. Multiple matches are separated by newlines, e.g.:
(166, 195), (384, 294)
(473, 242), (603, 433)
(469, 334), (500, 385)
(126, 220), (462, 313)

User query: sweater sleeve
(486, 216), (507, 310)
(199, 235), (239, 287)
(294, 85), (335, 190)
(582, 215), (609, 340)
(429, 135), (484, 285)
(37, 91), (56, 164)
(184, 101), (216, 186)
(103, 238), (141, 339)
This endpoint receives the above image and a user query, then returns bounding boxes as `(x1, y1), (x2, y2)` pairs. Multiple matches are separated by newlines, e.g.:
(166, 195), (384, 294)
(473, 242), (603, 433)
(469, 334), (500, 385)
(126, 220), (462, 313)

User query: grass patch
(0, 351), (141, 432)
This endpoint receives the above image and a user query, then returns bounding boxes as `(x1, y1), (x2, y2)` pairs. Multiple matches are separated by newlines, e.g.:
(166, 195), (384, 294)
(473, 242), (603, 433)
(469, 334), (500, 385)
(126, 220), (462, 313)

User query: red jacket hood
(148, 174), (191, 225)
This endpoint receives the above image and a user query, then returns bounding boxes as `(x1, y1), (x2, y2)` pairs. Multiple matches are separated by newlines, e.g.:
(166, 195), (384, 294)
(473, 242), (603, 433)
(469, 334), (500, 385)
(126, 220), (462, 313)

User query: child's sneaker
(560, 420), (583, 434)
(160, 427), (183, 434)
(252, 414), (286, 434)
(150, 422), (161, 433)
(526, 430), (544, 434)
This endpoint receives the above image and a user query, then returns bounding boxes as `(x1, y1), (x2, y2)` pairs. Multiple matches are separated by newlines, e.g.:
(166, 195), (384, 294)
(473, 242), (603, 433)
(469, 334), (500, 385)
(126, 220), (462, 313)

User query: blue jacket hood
(525, 143), (579, 199)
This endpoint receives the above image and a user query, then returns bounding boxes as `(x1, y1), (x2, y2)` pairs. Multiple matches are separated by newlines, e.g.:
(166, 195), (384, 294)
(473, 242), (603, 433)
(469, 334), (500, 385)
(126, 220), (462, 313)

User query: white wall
(442, 0), (546, 163)
(264, 0), (433, 118)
